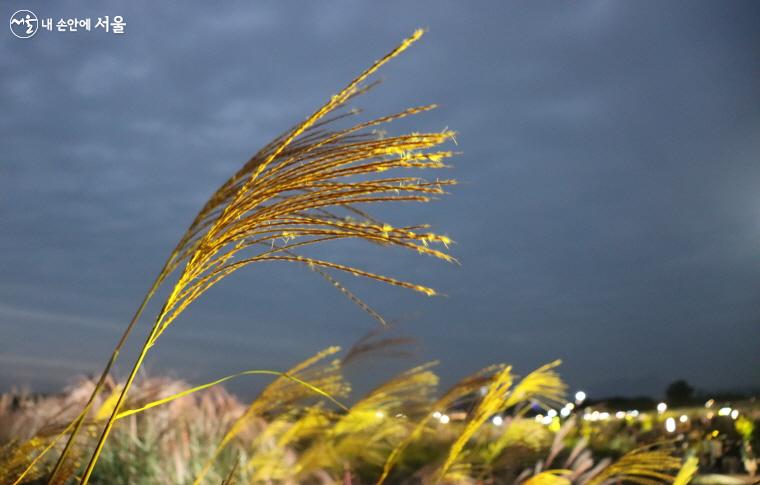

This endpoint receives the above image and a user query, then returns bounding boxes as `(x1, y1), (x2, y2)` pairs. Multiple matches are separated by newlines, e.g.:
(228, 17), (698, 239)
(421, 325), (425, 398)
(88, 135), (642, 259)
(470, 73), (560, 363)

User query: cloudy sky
(2, 1), (759, 400)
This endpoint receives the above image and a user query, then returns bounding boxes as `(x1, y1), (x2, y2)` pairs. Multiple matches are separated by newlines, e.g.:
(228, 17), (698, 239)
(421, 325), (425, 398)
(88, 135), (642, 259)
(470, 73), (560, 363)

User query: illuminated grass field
(2, 28), (757, 485)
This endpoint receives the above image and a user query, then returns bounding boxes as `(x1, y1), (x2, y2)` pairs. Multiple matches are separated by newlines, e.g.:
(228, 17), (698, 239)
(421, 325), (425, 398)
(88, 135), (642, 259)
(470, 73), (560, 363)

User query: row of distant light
(429, 391), (741, 429)
(663, 407), (738, 432)
(432, 410), (505, 426)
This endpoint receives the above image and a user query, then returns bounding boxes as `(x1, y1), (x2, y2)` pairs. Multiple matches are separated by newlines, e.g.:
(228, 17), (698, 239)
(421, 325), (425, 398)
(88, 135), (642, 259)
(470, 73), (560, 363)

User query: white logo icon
(10, 10), (38, 39)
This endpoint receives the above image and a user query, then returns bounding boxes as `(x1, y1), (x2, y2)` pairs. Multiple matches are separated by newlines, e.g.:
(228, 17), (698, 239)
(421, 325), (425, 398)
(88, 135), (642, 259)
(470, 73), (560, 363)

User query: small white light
(375, 411), (385, 419)
(547, 409), (557, 418)
(665, 417), (676, 433)
(439, 414), (450, 424)
(492, 415), (503, 426)
(432, 411), (442, 419)
(657, 402), (668, 414)
(628, 410), (639, 418)
(718, 407), (732, 417)
(541, 415), (553, 425)
(731, 410), (739, 420)
(583, 413), (592, 421)
(615, 411), (626, 419)
(575, 391), (587, 403)
(565, 402), (575, 410)
(679, 415), (688, 423)
(560, 407), (571, 418)
(599, 412), (610, 421)
(535, 414), (544, 422)
(705, 399), (715, 408)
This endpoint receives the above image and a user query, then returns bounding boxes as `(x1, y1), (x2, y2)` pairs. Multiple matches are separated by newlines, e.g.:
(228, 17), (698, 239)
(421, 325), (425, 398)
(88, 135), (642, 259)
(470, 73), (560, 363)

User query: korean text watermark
(10, 9), (126, 39)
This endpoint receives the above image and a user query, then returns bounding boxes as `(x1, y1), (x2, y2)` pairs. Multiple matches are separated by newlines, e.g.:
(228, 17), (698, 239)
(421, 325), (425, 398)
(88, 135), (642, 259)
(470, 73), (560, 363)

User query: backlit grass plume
(436, 366), (515, 483)
(54, 29), (456, 484)
(435, 361), (566, 483)
(192, 346), (349, 484)
(296, 363), (439, 479)
(376, 361), (567, 484)
(378, 364), (504, 484)
(585, 443), (684, 485)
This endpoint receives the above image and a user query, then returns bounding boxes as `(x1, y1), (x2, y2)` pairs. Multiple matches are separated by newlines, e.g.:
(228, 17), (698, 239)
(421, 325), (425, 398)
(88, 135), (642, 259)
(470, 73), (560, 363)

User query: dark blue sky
(1, 1), (759, 400)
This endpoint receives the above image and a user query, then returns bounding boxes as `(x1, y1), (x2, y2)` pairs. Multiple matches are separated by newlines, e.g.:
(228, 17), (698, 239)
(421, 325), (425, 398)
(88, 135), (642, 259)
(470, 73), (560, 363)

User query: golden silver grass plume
(296, 362), (439, 479)
(585, 443), (684, 485)
(1, 439), (48, 485)
(35, 28), (456, 485)
(341, 328), (417, 366)
(504, 360), (566, 411)
(436, 366), (515, 483)
(68, 28), (457, 484)
(377, 363), (504, 484)
(192, 346), (348, 484)
(245, 406), (331, 482)
(436, 361), (566, 484)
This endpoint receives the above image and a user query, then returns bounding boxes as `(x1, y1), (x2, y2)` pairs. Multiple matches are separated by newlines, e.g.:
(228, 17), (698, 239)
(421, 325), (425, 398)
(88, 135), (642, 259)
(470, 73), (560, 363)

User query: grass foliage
(1, 30), (697, 484)
(1, 347), (694, 484)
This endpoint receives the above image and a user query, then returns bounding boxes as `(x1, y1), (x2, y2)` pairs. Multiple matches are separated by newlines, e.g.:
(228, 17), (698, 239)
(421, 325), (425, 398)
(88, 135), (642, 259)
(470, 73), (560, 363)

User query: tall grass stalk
(71, 28), (456, 484)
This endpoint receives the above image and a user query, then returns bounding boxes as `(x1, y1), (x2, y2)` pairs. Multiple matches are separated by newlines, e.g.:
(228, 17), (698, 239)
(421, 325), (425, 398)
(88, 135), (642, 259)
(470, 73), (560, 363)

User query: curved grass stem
(78, 307), (167, 485)
(69, 28), (449, 484)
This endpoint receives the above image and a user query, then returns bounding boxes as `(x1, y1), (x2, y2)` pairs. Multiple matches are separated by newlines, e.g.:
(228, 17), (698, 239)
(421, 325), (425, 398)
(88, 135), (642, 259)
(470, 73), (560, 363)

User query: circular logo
(10, 10), (38, 39)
